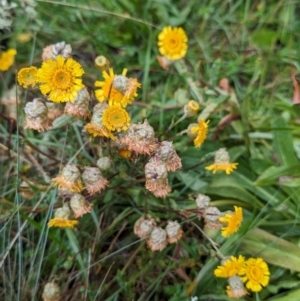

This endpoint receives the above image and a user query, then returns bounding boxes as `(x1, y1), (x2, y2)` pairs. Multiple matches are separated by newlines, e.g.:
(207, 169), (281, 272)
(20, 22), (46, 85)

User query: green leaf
(255, 164), (300, 186)
(240, 228), (300, 272)
(267, 288), (300, 301)
(176, 171), (208, 191)
(272, 117), (298, 166)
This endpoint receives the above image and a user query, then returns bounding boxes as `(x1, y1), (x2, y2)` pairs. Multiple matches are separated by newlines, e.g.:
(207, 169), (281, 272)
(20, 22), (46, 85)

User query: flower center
(169, 37), (179, 48)
(53, 69), (71, 89)
(249, 266), (262, 281)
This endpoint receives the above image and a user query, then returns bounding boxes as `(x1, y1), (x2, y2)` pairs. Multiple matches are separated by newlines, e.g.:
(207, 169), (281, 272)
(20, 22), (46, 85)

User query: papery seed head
(42, 282), (61, 301)
(147, 227), (168, 251)
(61, 165), (81, 182)
(195, 193), (211, 209)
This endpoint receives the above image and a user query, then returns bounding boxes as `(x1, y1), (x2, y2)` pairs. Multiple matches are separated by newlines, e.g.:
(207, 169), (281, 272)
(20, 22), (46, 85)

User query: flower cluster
(214, 255), (270, 297)
(134, 215), (183, 251)
(48, 163), (110, 228)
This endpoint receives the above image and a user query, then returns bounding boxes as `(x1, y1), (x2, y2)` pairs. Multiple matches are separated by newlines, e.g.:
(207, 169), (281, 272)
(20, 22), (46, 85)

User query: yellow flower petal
(219, 206), (243, 237)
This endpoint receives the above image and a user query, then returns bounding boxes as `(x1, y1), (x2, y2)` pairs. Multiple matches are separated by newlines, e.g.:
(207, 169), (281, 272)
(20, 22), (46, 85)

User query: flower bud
(95, 55), (110, 71)
(183, 100), (200, 117)
(96, 157), (111, 171)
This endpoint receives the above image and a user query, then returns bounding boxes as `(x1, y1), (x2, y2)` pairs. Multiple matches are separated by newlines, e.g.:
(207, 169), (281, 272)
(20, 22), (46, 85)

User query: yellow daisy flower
(214, 255), (245, 278)
(102, 105), (130, 132)
(205, 148), (238, 174)
(158, 26), (188, 60)
(48, 218), (78, 229)
(37, 56), (84, 103)
(17, 66), (38, 88)
(240, 258), (270, 292)
(95, 68), (141, 108)
(188, 119), (209, 147)
(0, 49), (17, 71)
(219, 206), (243, 237)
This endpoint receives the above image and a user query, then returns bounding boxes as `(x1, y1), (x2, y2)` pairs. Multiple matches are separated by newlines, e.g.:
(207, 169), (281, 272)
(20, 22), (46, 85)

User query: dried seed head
(61, 165), (81, 182)
(70, 193), (93, 218)
(226, 276), (248, 299)
(95, 55), (110, 71)
(166, 220), (183, 244)
(64, 87), (91, 119)
(52, 165), (83, 193)
(42, 282), (61, 301)
(24, 98), (52, 132)
(82, 167), (108, 195)
(119, 120), (157, 155)
(195, 193), (211, 209)
(42, 41), (72, 61)
(214, 148), (230, 163)
(203, 207), (223, 230)
(54, 203), (71, 219)
(58, 187), (73, 199)
(183, 100), (200, 117)
(157, 141), (182, 172)
(145, 157), (171, 198)
(156, 55), (172, 70)
(46, 102), (63, 120)
(96, 157), (111, 171)
(147, 227), (168, 251)
(112, 75), (130, 93)
(145, 157), (168, 181)
(134, 215), (156, 239)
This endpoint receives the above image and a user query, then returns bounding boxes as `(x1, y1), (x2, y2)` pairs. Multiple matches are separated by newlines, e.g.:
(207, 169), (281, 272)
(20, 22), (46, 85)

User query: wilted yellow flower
(37, 56), (84, 103)
(52, 165), (83, 193)
(48, 204), (78, 229)
(0, 49), (17, 71)
(240, 258), (270, 292)
(102, 105), (130, 132)
(219, 206), (243, 237)
(95, 68), (140, 107)
(158, 26), (188, 60)
(214, 255), (245, 278)
(18, 66), (38, 88)
(188, 119), (209, 147)
(206, 148), (238, 175)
